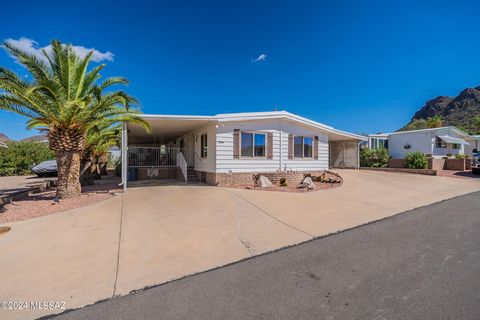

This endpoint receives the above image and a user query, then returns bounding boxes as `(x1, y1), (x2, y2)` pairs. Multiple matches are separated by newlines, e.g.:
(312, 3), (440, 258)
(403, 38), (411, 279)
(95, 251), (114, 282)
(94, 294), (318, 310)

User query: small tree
(405, 152), (428, 169)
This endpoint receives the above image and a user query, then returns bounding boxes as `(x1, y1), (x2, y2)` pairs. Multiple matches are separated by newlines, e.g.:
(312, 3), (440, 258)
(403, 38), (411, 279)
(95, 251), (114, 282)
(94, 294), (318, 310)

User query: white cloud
(4, 37), (114, 63)
(252, 53), (267, 63)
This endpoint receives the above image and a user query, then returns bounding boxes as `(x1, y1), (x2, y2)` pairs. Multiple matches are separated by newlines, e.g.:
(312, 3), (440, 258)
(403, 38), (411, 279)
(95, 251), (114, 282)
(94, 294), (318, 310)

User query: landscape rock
(300, 176), (316, 190)
(256, 175), (272, 188)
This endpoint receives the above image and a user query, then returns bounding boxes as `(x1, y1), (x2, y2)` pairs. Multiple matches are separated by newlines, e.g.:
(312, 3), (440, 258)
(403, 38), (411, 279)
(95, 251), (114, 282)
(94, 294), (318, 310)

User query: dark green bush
(0, 141), (54, 176)
(405, 152), (428, 169)
(360, 148), (389, 168)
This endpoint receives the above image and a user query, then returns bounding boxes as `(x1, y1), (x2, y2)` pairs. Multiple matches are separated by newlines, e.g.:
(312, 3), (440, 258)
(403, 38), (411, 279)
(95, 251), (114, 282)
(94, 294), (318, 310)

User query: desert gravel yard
(0, 170), (479, 320)
(0, 175), (122, 223)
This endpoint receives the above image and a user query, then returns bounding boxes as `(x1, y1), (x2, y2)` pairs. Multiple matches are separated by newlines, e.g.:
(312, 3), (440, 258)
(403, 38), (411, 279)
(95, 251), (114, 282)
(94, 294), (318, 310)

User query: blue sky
(1, 0), (480, 140)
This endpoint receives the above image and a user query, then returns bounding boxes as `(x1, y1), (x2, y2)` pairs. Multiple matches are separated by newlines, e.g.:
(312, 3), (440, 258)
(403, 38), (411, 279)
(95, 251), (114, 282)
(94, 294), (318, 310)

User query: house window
(436, 137), (446, 148)
(452, 143), (460, 149)
(294, 136), (313, 158)
(370, 138), (388, 150)
(241, 132), (266, 157)
(201, 134), (207, 158)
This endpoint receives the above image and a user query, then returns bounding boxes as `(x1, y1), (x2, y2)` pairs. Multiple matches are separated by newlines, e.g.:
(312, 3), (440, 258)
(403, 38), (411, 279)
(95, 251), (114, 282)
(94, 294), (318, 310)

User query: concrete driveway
(1, 170), (479, 319)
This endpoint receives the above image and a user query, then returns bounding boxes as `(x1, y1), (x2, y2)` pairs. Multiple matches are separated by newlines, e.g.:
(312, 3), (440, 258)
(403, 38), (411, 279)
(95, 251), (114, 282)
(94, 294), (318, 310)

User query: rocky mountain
(0, 133), (48, 143)
(401, 86), (480, 133)
(20, 134), (48, 143)
(0, 133), (11, 142)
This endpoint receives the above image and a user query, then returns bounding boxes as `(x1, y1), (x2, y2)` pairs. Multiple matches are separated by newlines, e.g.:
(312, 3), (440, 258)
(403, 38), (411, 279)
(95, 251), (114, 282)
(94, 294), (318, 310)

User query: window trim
(200, 133), (208, 158)
(293, 135), (314, 159)
(239, 131), (267, 158)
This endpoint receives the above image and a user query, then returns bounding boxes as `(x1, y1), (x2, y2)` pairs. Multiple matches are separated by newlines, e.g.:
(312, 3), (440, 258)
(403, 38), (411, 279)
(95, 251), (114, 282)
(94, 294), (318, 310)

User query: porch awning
(437, 135), (470, 145)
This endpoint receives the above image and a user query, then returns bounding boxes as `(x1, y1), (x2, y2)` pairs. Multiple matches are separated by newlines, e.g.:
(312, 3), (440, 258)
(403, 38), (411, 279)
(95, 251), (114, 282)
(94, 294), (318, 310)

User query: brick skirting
(388, 159), (406, 168)
(199, 171), (328, 187)
(444, 158), (466, 171)
(389, 158), (472, 171)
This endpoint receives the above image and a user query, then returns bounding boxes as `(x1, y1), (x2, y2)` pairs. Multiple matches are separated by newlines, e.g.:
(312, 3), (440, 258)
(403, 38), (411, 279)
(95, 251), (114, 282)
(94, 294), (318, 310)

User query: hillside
(0, 133), (48, 143)
(0, 133), (11, 142)
(400, 86), (480, 133)
(20, 134), (48, 143)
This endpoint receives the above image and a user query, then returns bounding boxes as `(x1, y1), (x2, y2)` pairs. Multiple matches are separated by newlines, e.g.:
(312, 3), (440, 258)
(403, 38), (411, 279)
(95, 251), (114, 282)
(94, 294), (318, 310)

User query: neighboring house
(388, 126), (475, 159)
(121, 111), (366, 189)
(466, 135), (480, 154)
(0, 141), (7, 148)
(367, 133), (390, 150)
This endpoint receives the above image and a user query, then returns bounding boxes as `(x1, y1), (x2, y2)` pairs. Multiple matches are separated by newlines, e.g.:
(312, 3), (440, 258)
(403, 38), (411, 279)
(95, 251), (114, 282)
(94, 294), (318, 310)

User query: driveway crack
(222, 188), (314, 238)
(238, 236), (256, 256)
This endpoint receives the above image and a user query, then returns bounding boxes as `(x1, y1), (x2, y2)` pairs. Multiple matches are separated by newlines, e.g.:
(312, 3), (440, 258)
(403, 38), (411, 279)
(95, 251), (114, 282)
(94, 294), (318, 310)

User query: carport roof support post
(122, 122), (128, 191)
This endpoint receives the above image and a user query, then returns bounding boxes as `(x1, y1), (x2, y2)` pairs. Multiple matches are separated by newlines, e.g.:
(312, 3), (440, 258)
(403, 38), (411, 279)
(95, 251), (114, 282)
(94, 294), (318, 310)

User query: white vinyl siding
(215, 119), (329, 173)
(193, 124), (216, 172)
(388, 128), (466, 159)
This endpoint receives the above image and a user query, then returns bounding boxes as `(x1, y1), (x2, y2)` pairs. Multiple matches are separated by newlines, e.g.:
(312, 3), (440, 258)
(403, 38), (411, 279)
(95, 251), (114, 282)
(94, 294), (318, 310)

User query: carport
(329, 140), (361, 169)
(120, 115), (216, 191)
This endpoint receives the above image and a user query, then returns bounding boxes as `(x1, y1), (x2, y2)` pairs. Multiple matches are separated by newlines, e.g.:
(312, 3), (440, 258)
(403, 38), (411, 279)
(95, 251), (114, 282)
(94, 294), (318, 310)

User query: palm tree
(0, 40), (150, 198)
(80, 120), (122, 185)
(426, 115), (443, 128)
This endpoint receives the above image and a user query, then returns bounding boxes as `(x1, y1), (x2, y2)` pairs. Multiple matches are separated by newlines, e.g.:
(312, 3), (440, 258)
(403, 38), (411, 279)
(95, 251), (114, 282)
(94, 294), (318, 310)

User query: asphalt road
(52, 191), (480, 320)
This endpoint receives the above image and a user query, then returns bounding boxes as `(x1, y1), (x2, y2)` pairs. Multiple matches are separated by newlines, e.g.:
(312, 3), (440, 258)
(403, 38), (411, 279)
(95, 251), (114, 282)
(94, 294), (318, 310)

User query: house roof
(469, 134), (480, 141)
(138, 111), (366, 141)
(367, 133), (391, 138)
(388, 126), (472, 138)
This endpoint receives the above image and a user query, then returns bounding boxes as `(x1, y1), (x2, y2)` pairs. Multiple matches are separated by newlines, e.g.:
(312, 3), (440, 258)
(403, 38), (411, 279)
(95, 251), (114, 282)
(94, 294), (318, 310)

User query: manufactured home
(120, 111), (366, 189)
(387, 127), (477, 159)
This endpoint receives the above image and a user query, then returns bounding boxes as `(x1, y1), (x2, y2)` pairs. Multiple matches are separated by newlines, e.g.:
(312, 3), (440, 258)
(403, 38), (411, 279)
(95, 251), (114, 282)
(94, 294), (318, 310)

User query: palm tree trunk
(55, 150), (82, 198)
(49, 127), (85, 199)
(80, 160), (96, 186)
(101, 164), (108, 175)
(98, 153), (109, 176)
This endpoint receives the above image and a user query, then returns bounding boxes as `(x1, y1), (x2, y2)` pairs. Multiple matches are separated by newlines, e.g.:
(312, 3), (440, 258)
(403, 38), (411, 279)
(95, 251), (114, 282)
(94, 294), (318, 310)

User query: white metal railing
(176, 152), (188, 183)
(128, 147), (187, 167)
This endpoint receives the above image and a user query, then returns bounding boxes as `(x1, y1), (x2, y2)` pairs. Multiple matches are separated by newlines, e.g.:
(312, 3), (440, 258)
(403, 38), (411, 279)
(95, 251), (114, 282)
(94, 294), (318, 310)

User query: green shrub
(455, 154), (469, 159)
(405, 152), (428, 169)
(360, 147), (389, 168)
(0, 141), (54, 176)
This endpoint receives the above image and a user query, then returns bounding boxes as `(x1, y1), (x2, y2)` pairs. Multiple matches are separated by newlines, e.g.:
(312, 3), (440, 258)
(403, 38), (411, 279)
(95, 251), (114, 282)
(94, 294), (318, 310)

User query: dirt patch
(0, 182), (122, 224)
